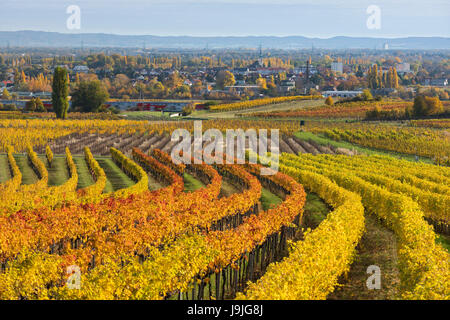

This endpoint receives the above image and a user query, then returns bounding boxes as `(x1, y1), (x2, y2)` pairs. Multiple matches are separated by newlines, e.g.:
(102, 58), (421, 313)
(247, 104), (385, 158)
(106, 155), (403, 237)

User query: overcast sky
(1, 0), (449, 37)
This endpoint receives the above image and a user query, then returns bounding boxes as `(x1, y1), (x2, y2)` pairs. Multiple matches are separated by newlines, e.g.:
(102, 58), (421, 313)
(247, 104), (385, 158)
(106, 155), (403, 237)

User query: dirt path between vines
(328, 214), (400, 300)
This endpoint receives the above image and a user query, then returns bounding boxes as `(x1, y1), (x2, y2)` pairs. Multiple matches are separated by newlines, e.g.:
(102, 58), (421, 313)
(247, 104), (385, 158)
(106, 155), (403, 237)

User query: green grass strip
(260, 187), (283, 211)
(0, 154), (12, 183)
(219, 178), (241, 198)
(148, 173), (166, 191)
(183, 172), (206, 193)
(40, 156), (69, 187)
(96, 157), (135, 193)
(73, 156), (95, 190)
(436, 234), (450, 252)
(302, 192), (331, 229)
(13, 155), (38, 185)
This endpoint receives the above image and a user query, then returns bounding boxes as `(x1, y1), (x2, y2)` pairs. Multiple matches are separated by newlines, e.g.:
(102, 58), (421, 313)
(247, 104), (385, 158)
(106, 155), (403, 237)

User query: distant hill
(0, 31), (449, 49)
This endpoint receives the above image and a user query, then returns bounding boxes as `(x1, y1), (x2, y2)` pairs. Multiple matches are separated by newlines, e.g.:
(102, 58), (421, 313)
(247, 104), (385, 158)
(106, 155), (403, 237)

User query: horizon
(1, 0), (449, 38)
(3, 30), (450, 40)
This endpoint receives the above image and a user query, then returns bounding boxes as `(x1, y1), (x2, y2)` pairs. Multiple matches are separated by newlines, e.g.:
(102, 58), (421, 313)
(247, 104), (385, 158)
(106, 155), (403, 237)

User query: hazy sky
(1, 0), (449, 37)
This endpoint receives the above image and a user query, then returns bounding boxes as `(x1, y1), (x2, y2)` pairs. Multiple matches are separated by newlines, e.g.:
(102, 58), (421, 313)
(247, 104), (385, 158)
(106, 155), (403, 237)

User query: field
(0, 110), (448, 301)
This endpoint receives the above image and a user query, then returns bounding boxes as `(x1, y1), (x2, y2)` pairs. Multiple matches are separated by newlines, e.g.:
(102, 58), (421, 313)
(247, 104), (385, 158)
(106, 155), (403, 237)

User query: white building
(331, 62), (343, 74)
(424, 78), (448, 87)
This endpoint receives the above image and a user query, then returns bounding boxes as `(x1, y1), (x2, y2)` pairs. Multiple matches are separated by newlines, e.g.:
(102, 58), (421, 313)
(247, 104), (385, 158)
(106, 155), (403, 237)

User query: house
(233, 68), (251, 76)
(293, 66), (317, 75)
(331, 62), (343, 73)
(423, 78), (448, 87)
(32, 92), (52, 99)
(396, 63), (411, 74)
(225, 85), (260, 95)
(279, 80), (296, 93)
(322, 90), (363, 98)
(256, 68), (287, 76)
(1, 80), (13, 88)
(73, 65), (89, 73)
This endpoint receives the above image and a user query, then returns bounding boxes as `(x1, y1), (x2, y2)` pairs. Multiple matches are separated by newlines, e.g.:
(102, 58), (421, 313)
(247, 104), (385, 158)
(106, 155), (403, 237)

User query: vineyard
(303, 121), (450, 164)
(0, 117), (448, 301)
(244, 100), (450, 120)
(209, 96), (322, 112)
(279, 153), (449, 299)
(246, 100), (412, 119)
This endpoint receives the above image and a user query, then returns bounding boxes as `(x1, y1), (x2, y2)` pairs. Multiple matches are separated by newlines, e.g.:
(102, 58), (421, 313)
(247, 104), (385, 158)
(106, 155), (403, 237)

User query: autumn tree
(164, 71), (183, 89)
(216, 70), (235, 89)
(325, 96), (334, 106)
(1, 88), (11, 100)
(413, 95), (443, 117)
(256, 76), (268, 90)
(52, 67), (69, 119)
(361, 89), (374, 101)
(423, 96), (444, 115)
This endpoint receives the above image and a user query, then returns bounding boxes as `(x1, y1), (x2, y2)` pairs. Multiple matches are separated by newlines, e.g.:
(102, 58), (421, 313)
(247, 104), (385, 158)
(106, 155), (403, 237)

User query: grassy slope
(13, 155), (38, 185)
(96, 157), (135, 193)
(436, 234), (450, 252)
(40, 156), (69, 187)
(219, 179), (241, 198)
(73, 156), (95, 190)
(183, 172), (206, 193)
(260, 188), (282, 211)
(147, 173), (166, 191)
(302, 192), (330, 230)
(0, 154), (11, 183)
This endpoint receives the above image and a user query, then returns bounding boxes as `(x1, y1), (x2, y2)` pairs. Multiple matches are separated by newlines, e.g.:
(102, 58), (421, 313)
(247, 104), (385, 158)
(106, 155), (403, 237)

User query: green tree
(413, 95), (428, 117)
(356, 65), (364, 78)
(71, 80), (110, 113)
(52, 67), (69, 119)
(174, 85), (192, 99)
(25, 98), (37, 112)
(182, 103), (195, 116)
(35, 97), (46, 112)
